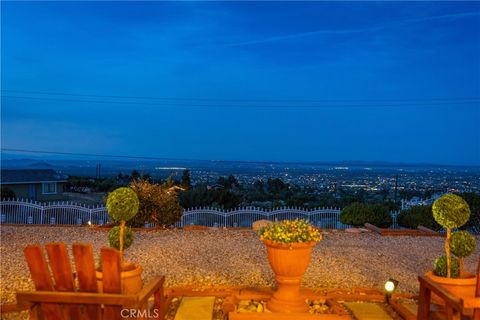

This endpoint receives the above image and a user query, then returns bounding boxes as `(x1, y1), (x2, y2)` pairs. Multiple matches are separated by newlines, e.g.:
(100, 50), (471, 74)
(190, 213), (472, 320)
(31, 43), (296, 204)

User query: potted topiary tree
(451, 230), (477, 275)
(426, 194), (478, 300)
(96, 187), (143, 294)
(259, 219), (322, 313)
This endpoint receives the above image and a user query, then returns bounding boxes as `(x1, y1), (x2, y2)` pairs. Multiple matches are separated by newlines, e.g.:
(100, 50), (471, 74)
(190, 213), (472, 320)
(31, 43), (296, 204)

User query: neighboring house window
(42, 182), (57, 194)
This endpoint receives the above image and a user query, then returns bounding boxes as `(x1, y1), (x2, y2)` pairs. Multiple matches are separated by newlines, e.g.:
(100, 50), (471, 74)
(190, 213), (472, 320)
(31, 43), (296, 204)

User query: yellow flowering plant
(259, 219), (322, 244)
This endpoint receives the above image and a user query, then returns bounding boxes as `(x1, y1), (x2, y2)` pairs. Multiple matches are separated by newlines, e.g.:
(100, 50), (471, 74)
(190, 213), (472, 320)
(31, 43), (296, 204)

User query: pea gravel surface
(1, 226), (479, 307)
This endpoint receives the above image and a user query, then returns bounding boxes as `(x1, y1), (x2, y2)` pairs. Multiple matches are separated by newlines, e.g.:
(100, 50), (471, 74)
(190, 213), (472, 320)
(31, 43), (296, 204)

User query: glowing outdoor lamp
(87, 220), (92, 226)
(384, 278), (399, 304)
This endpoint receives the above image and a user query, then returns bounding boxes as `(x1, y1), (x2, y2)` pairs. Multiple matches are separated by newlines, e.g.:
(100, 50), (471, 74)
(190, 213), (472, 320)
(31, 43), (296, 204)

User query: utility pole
(95, 163), (102, 179)
(394, 174), (398, 203)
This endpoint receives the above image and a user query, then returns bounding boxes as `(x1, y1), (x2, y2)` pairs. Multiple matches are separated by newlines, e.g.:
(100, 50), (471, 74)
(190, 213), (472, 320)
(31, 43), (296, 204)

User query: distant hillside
(1, 159), (54, 169)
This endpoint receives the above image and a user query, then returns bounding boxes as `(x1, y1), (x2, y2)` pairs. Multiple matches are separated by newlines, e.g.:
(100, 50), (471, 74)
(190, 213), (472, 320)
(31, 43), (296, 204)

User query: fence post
(40, 205), (44, 224)
(89, 208), (93, 225)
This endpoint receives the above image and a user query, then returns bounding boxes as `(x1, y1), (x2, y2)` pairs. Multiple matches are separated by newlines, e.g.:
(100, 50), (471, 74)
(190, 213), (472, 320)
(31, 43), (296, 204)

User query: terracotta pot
(425, 271), (477, 305)
(263, 240), (317, 313)
(96, 262), (143, 294)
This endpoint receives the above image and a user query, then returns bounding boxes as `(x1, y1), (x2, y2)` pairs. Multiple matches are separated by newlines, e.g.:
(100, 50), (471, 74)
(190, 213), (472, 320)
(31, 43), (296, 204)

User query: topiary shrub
(433, 194), (470, 228)
(397, 205), (442, 231)
(105, 187), (139, 258)
(340, 202), (391, 228)
(108, 226), (134, 251)
(434, 255), (459, 278)
(450, 230), (477, 274)
(432, 194), (471, 278)
(106, 187), (139, 223)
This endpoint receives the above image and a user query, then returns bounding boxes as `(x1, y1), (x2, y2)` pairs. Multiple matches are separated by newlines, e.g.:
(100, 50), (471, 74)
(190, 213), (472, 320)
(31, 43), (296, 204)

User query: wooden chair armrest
(17, 291), (137, 309)
(137, 277), (165, 306)
(418, 275), (463, 311)
(463, 297), (480, 309)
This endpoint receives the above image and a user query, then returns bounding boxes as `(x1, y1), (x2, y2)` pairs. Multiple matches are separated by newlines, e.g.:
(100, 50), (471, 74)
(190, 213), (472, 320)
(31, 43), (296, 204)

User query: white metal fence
(176, 206), (350, 229)
(1, 199), (402, 229)
(0, 199), (110, 226)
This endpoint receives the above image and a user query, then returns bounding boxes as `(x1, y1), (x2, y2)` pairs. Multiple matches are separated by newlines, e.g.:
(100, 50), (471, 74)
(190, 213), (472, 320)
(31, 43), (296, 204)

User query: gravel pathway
(1, 226), (479, 307)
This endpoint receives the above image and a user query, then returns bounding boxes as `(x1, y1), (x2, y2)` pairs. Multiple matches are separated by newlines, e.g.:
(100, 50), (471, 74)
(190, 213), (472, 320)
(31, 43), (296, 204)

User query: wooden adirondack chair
(417, 258), (480, 320)
(16, 243), (166, 320)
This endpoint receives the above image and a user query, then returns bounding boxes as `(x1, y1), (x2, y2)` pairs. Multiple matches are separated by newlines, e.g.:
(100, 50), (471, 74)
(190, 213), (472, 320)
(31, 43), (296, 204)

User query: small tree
(432, 194), (471, 278)
(181, 169), (192, 189)
(450, 230), (477, 274)
(129, 180), (184, 227)
(106, 187), (139, 259)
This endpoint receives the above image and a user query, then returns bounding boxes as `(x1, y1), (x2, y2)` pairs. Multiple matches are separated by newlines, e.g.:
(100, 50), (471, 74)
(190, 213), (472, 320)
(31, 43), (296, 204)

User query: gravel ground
(1, 226), (479, 307)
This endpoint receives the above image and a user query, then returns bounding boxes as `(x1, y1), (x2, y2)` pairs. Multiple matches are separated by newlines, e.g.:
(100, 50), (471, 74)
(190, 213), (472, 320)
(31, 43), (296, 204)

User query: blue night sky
(1, 1), (479, 165)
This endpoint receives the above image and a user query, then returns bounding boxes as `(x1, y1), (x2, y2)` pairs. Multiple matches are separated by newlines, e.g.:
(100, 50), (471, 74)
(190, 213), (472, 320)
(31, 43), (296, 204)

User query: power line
(2, 95), (479, 108)
(1, 148), (179, 161)
(2, 89), (479, 103)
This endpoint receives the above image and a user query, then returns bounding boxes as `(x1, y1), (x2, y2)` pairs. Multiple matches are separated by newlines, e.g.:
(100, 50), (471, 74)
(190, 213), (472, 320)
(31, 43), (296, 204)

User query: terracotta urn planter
(263, 239), (317, 313)
(96, 262), (143, 294)
(425, 271), (477, 303)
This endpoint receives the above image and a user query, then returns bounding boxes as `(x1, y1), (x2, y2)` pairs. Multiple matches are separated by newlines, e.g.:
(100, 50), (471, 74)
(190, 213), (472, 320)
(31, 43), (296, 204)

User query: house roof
(0, 169), (68, 185)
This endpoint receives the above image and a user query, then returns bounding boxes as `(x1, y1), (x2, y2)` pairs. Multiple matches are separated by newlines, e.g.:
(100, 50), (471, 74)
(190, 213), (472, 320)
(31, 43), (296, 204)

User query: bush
(108, 226), (134, 250)
(0, 187), (15, 200)
(432, 194), (470, 229)
(397, 205), (442, 231)
(340, 202), (392, 228)
(451, 231), (477, 258)
(129, 180), (183, 227)
(106, 187), (139, 222)
(460, 192), (480, 233)
(434, 255), (459, 278)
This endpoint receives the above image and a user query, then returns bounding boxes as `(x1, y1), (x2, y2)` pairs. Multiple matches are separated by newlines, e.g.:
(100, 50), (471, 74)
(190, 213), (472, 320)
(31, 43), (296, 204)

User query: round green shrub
(451, 231), (477, 258)
(106, 187), (139, 222)
(108, 226), (134, 251)
(432, 194), (470, 229)
(434, 255), (459, 278)
(397, 205), (442, 231)
(340, 203), (392, 228)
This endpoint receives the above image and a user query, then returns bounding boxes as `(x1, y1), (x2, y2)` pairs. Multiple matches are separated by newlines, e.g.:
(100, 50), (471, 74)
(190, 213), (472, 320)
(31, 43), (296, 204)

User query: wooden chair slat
(101, 247), (122, 320)
(24, 245), (55, 291)
(72, 243), (98, 292)
(45, 243), (82, 320)
(72, 243), (101, 320)
(23, 245), (64, 320)
(45, 243), (75, 291)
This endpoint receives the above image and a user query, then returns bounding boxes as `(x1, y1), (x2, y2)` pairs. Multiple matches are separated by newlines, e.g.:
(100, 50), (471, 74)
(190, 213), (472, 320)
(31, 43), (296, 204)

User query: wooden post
(119, 220), (126, 260)
(446, 227), (451, 278)
(417, 279), (431, 320)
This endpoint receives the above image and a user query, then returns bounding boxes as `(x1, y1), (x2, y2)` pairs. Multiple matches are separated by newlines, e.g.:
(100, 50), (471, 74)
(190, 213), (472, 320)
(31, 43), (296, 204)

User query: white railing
(177, 206), (348, 229)
(0, 199), (110, 226)
(1, 199), (402, 229)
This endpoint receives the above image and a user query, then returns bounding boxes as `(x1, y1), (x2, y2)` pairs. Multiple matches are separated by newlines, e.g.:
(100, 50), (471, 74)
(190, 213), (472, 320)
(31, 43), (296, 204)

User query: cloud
(225, 10), (480, 47)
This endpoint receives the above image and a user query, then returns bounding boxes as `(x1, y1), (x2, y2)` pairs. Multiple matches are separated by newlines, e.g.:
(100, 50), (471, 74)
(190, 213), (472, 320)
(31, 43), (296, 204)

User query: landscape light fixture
(87, 220), (92, 226)
(384, 278), (399, 304)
